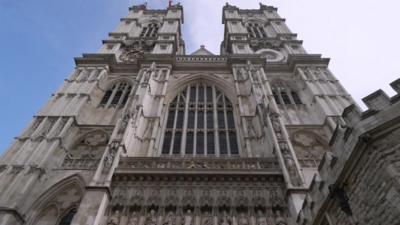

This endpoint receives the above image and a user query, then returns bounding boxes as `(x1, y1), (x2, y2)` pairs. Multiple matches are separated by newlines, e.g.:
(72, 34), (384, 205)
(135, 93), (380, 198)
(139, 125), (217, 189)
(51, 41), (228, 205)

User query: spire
(169, 0), (173, 7)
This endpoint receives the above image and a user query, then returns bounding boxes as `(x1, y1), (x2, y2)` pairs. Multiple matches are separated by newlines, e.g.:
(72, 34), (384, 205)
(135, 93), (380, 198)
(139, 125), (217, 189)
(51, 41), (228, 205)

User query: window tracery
(162, 83), (239, 156)
(246, 23), (267, 38)
(100, 82), (132, 108)
(271, 82), (302, 105)
(140, 23), (160, 39)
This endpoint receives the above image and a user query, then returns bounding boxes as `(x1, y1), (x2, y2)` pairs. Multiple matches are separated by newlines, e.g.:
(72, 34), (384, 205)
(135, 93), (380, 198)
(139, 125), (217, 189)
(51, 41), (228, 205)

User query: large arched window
(140, 23), (159, 38)
(59, 208), (77, 225)
(162, 83), (239, 156)
(246, 22), (267, 38)
(99, 82), (132, 108)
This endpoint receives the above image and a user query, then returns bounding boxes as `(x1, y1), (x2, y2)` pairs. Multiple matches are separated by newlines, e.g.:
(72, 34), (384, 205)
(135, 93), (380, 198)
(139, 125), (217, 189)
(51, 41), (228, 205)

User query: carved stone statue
(184, 210), (193, 225)
(246, 117), (257, 138)
(271, 117), (281, 133)
(270, 115), (283, 139)
(108, 210), (121, 225)
(237, 212), (249, 225)
(236, 68), (247, 81)
(129, 211), (139, 225)
(246, 60), (256, 78)
(143, 62), (157, 83)
(274, 210), (287, 225)
(219, 210), (231, 225)
(163, 211), (176, 225)
(118, 113), (130, 135)
(256, 210), (267, 225)
(130, 105), (140, 128)
(202, 211), (213, 225)
(146, 209), (158, 225)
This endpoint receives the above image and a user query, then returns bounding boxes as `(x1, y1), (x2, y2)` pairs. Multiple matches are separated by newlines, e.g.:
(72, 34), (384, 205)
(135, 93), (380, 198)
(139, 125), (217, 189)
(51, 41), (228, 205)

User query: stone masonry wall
(297, 78), (400, 225)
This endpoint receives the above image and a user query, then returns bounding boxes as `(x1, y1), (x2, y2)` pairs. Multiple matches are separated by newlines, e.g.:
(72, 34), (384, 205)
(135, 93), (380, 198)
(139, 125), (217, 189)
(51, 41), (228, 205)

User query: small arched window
(140, 23), (159, 38)
(246, 22), (267, 38)
(100, 82), (132, 108)
(59, 208), (77, 225)
(272, 81), (302, 105)
(161, 83), (239, 156)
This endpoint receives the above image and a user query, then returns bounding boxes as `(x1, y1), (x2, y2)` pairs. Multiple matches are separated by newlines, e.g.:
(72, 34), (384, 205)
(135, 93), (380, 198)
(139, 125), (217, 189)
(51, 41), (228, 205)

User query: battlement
(297, 77), (400, 225)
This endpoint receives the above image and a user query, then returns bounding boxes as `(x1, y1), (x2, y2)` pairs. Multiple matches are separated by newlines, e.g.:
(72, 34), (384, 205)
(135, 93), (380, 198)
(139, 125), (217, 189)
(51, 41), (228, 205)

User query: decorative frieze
(106, 175), (288, 225)
(117, 157), (280, 173)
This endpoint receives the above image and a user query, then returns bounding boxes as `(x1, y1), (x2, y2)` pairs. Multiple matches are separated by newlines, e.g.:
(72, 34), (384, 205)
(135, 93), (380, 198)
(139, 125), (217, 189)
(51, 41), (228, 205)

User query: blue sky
(1, 0), (400, 153)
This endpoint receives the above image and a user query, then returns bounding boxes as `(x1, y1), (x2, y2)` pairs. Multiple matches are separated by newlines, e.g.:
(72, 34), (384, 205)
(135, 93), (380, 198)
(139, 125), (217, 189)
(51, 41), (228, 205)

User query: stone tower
(2, 3), (398, 225)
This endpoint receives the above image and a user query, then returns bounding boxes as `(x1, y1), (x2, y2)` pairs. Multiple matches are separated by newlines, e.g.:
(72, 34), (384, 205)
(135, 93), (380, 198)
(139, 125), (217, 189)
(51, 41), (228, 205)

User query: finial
(200, 45), (205, 49)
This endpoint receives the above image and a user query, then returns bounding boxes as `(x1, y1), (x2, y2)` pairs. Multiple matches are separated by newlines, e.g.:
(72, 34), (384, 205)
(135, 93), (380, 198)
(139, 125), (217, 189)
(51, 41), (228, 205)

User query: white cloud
(177, 0), (400, 108)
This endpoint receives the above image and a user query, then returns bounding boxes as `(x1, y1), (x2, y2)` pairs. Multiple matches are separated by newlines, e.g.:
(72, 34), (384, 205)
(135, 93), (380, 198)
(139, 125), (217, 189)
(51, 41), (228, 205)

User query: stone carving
(246, 117), (257, 138)
(62, 130), (109, 169)
(143, 62), (157, 84)
(184, 210), (194, 225)
(270, 189), (284, 208)
(128, 211), (140, 225)
(146, 209), (158, 225)
(85, 131), (108, 147)
(107, 210), (121, 225)
(102, 140), (119, 174)
(256, 210), (267, 225)
(252, 41), (282, 52)
(219, 210), (231, 225)
(238, 212), (249, 225)
(246, 61), (257, 79)
(291, 130), (328, 160)
(119, 157), (279, 171)
(259, 104), (269, 127)
(274, 209), (287, 225)
(118, 112), (131, 135)
(118, 39), (156, 64)
(163, 211), (176, 225)
(235, 68), (248, 81)
(202, 211), (213, 225)
(270, 113), (283, 140)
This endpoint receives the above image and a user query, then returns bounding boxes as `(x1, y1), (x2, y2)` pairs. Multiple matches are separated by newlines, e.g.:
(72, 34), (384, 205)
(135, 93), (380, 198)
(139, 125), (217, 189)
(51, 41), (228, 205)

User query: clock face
(256, 48), (285, 62)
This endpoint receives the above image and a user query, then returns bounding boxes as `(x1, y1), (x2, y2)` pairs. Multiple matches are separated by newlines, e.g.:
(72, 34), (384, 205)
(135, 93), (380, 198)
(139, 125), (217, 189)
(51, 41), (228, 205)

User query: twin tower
(2, 2), (398, 225)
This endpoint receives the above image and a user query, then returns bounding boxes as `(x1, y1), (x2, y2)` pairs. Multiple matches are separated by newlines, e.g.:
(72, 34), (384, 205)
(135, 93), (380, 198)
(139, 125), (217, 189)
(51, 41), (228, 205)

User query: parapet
(297, 77), (400, 225)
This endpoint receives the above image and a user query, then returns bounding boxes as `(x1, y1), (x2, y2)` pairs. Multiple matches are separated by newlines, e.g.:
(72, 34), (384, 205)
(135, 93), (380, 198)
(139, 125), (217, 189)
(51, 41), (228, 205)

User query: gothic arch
(26, 174), (85, 225)
(99, 78), (134, 107)
(243, 18), (267, 25)
(160, 76), (241, 156)
(166, 73), (237, 104)
(139, 18), (162, 27)
(102, 77), (134, 89)
(270, 79), (298, 91)
(270, 79), (303, 105)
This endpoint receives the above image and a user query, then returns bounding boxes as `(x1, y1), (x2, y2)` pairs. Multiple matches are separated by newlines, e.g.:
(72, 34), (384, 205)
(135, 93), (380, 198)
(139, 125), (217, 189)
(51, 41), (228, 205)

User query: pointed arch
(165, 73), (237, 105)
(244, 19), (267, 39)
(270, 79), (302, 105)
(160, 76), (241, 157)
(27, 174), (86, 225)
(99, 78), (133, 108)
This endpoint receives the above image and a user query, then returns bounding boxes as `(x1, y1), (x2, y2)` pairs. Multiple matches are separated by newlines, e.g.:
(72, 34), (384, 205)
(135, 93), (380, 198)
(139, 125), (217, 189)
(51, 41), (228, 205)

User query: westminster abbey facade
(1, 2), (400, 225)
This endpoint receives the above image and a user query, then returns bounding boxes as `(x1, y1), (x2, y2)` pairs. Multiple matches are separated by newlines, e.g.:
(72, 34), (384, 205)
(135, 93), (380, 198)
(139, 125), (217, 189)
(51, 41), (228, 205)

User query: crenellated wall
(297, 78), (400, 225)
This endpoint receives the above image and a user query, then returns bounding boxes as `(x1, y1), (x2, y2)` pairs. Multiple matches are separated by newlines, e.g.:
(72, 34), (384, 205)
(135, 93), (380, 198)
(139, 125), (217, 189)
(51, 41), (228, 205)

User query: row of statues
(108, 209), (287, 225)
